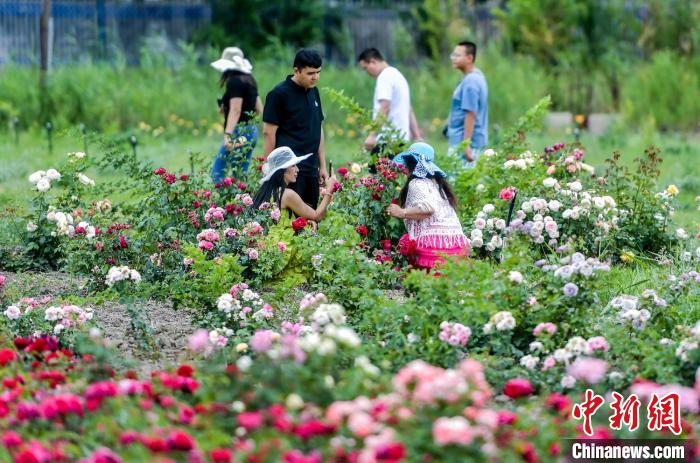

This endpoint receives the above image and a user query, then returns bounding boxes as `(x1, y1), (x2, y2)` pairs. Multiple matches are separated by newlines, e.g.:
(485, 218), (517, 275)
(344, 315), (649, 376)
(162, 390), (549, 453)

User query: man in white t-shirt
(357, 48), (422, 153)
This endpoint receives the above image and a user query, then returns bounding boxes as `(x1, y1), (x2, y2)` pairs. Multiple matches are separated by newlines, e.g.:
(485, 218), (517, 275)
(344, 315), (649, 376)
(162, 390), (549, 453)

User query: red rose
(1, 430), (23, 448)
(223, 177), (234, 187)
(180, 174), (188, 181)
(499, 187), (516, 201)
(375, 442), (406, 460)
(337, 166), (348, 176)
(118, 235), (128, 249)
(331, 181), (342, 193)
(167, 430), (195, 451)
(0, 349), (18, 367)
(176, 364), (194, 377)
(164, 174), (177, 184)
(545, 392), (571, 413)
(153, 168), (166, 175)
(292, 217), (308, 232)
(380, 239), (392, 252)
(143, 436), (168, 453)
(398, 234), (417, 256)
(193, 200), (200, 209)
(211, 448), (233, 463)
(356, 225), (368, 237)
(503, 378), (534, 398)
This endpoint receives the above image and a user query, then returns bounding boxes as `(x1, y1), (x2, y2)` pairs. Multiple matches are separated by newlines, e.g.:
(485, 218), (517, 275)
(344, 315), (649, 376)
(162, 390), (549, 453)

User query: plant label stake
(129, 135), (137, 157)
(500, 189), (518, 263)
(189, 149), (194, 175)
(79, 123), (88, 155)
(12, 117), (19, 146)
(45, 121), (52, 154)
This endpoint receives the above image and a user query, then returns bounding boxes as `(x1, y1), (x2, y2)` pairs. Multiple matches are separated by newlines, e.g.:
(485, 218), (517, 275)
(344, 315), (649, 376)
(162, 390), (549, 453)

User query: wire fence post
(12, 117), (20, 146)
(79, 123), (88, 155)
(44, 121), (53, 155)
(129, 134), (137, 157)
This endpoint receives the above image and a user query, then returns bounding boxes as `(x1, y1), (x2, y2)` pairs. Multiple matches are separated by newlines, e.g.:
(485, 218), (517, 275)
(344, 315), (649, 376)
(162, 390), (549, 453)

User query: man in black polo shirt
(263, 49), (328, 208)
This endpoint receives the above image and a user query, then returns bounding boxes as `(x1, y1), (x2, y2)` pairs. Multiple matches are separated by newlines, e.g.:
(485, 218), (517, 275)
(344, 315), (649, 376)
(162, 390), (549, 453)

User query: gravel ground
(2, 271), (194, 376)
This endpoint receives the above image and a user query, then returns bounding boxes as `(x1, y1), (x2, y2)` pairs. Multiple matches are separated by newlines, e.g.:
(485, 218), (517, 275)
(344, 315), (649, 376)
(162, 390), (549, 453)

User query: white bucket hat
(211, 47), (253, 74)
(260, 147), (312, 184)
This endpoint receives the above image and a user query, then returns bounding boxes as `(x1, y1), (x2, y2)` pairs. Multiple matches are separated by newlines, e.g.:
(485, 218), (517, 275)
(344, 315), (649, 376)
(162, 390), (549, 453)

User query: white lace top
(404, 178), (468, 248)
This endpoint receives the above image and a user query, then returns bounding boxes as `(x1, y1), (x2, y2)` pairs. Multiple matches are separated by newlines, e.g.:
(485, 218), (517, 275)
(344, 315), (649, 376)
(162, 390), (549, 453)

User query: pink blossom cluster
(196, 228), (220, 250)
(630, 380), (699, 413)
(242, 221), (263, 237)
(299, 292), (328, 311)
(566, 357), (608, 385)
(533, 322), (557, 336)
(438, 321), (471, 347)
(204, 206), (226, 224)
(393, 359), (492, 405)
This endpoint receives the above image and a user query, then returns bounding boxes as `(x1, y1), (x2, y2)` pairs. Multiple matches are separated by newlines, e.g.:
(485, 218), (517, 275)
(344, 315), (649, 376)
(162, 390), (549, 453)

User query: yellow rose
(620, 251), (635, 263)
(351, 163), (362, 174)
(666, 185), (679, 196)
(235, 343), (248, 352)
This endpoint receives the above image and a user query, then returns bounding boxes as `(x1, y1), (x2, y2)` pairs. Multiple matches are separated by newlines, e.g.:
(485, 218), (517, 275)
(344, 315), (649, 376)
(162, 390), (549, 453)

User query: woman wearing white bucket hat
(210, 47), (262, 183)
(252, 146), (338, 224)
(252, 147), (338, 288)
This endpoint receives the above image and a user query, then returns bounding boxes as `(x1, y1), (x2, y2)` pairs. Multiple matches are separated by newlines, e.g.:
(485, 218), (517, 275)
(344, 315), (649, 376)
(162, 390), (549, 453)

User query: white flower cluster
(483, 311), (516, 333)
(520, 354), (539, 370)
(67, 151), (86, 160)
(309, 303), (346, 327)
(216, 285), (271, 323)
(609, 295), (651, 330)
(4, 302), (93, 336)
(46, 208), (75, 236)
(469, 203), (504, 250)
(675, 321), (699, 362)
(540, 252), (611, 280)
(77, 172), (96, 186)
(105, 266), (141, 287)
(503, 150), (537, 170)
(44, 304), (94, 334)
(29, 169), (61, 192)
(541, 335), (610, 370)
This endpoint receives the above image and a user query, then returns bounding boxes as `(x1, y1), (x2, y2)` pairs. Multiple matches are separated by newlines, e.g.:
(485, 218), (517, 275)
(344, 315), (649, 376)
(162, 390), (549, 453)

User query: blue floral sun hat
(392, 142), (446, 178)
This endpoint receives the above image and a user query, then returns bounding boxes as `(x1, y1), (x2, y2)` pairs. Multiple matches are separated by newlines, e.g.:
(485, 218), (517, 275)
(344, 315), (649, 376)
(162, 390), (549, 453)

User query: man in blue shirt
(447, 41), (488, 168)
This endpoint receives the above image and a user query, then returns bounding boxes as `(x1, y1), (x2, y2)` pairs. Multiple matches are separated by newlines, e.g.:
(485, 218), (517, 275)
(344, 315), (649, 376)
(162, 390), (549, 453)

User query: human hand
(363, 133), (377, 151)
(464, 145), (474, 162)
(308, 220), (318, 232)
(385, 204), (404, 218)
(319, 166), (328, 184)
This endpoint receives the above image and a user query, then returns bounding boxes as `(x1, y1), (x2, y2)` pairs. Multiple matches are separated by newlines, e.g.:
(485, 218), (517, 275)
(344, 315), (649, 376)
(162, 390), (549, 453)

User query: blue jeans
(211, 125), (258, 182)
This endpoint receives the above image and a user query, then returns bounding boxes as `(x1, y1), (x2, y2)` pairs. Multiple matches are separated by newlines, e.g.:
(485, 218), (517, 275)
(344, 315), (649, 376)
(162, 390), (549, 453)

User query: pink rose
(546, 165), (556, 175)
(247, 248), (259, 260)
(499, 187), (516, 201)
(567, 357), (608, 384)
(277, 242), (287, 252)
(188, 329), (209, 353)
(432, 416), (473, 446)
(347, 411), (374, 438)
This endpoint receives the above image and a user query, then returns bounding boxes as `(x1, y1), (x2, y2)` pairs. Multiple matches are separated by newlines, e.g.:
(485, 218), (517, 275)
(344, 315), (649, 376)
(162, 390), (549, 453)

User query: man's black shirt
(263, 75), (324, 174)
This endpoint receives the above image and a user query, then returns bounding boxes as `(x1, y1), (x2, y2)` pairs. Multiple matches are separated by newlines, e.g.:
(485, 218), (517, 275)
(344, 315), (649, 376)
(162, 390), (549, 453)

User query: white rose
(4, 305), (21, 320)
(542, 177), (558, 188)
(46, 169), (61, 180)
(508, 271), (523, 284)
(28, 171), (45, 184)
(36, 178), (51, 192)
(568, 181), (582, 192)
(77, 173), (95, 186)
(483, 148), (496, 157)
(676, 228), (688, 240)
(482, 204), (495, 214)
(26, 222), (37, 232)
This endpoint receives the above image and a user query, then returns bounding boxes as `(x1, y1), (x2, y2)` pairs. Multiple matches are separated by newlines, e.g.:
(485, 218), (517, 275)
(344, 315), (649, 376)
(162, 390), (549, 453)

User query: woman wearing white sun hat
(210, 47), (263, 183)
(252, 146), (338, 223)
(252, 146), (338, 287)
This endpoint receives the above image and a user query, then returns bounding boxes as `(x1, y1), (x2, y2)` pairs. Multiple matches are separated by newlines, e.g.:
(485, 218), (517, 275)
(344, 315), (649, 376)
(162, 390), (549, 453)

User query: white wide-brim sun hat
(260, 147), (313, 184)
(211, 47), (253, 74)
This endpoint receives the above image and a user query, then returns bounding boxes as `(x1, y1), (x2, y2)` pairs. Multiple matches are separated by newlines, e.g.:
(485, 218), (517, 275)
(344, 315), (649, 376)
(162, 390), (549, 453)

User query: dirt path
(2, 272), (194, 376)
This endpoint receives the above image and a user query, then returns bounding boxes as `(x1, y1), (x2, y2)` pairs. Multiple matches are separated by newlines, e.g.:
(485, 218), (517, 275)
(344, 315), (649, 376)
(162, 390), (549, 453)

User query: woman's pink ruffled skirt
(414, 243), (470, 269)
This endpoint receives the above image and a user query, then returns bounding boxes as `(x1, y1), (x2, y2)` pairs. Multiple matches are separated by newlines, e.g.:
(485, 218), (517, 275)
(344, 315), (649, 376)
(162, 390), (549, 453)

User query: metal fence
(0, 0), (211, 66)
